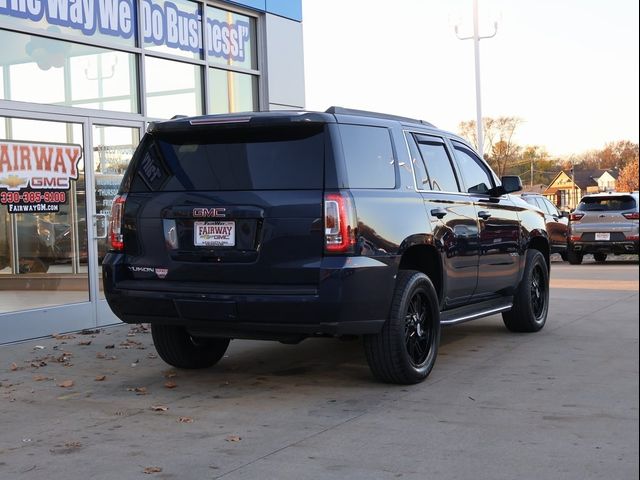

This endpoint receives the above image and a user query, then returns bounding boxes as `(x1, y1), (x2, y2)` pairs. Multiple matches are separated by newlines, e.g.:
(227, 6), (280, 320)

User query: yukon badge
(193, 207), (227, 218)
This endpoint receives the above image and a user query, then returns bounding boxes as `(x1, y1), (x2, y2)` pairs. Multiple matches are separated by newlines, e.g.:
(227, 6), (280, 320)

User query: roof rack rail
(325, 106), (435, 127)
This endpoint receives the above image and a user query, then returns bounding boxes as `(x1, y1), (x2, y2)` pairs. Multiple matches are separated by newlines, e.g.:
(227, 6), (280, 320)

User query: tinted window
(577, 196), (637, 211)
(416, 142), (460, 192)
(130, 125), (324, 192)
(339, 125), (395, 188)
(405, 133), (430, 189)
(452, 145), (494, 194)
(541, 198), (560, 216)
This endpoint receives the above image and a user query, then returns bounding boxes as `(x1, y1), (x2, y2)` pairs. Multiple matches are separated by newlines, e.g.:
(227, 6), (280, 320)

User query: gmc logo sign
(193, 207), (227, 218)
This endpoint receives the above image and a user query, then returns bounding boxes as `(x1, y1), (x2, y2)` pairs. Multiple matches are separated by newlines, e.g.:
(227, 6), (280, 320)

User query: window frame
(402, 130), (462, 194)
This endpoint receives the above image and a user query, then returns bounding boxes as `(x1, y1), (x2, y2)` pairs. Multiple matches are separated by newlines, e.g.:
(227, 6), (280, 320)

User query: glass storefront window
(143, 0), (203, 59)
(0, 29), (138, 113)
(145, 56), (202, 118)
(0, 116), (90, 313)
(0, 3), (136, 48)
(205, 6), (256, 70)
(208, 68), (257, 114)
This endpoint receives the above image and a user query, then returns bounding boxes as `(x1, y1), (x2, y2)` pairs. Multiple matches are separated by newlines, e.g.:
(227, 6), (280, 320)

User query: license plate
(595, 232), (610, 241)
(194, 221), (235, 247)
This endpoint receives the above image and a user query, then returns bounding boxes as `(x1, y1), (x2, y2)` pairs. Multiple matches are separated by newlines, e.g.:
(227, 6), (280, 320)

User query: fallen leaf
(178, 416), (193, 423)
(163, 370), (177, 379)
(146, 353), (158, 359)
(77, 340), (92, 346)
(143, 466), (162, 474)
(164, 381), (177, 389)
(33, 345), (46, 350)
(10, 362), (19, 371)
(95, 352), (106, 359)
(225, 435), (242, 442)
(33, 375), (51, 381)
(30, 360), (47, 368)
(58, 380), (74, 388)
(127, 386), (147, 395)
(52, 333), (76, 340)
(150, 405), (168, 412)
(94, 375), (106, 382)
(105, 344), (115, 349)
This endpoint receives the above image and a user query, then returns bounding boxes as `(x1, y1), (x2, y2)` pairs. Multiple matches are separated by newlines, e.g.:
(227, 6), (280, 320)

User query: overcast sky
(301, 0), (639, 157)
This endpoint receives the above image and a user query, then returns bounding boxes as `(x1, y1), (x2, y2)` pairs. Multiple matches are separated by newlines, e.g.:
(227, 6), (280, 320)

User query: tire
(502, 249), (549, 333)
(151, 324), (230, 369)
(567, 250), (583, 265)
(593, 253), (607, 263)
(363, 270), (441, 384)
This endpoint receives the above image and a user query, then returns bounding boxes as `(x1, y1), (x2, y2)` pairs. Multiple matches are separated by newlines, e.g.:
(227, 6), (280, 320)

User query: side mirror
(487, 175), (522, 197)
(500, 176), (523, 194)
(560, 210), (570, 218)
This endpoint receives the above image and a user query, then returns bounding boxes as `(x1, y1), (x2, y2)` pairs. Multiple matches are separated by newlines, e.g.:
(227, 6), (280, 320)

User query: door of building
(0, 109), (143, 342)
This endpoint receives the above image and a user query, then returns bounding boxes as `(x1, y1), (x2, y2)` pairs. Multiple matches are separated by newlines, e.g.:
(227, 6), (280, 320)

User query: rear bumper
(102, 254), (395, 338)
(569, 240), (639, 255)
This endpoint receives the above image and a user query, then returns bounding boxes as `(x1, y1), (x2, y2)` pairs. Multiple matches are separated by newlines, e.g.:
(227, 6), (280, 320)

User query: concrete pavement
(1, 258), (638, 479)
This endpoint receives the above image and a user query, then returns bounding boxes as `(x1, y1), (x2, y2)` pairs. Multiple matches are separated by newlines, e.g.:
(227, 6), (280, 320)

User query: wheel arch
(397, 236), (443, 306)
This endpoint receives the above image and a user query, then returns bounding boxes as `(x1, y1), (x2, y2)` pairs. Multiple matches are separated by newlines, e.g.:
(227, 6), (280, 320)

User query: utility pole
(455, 0), (497, 158)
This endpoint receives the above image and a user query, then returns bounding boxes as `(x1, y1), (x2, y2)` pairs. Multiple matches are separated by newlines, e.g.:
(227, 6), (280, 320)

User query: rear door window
(130, 125), (325, 192)
(578, 196), (637, 211)
(339, 125), (396, 188)
(414, 136), (460, 193)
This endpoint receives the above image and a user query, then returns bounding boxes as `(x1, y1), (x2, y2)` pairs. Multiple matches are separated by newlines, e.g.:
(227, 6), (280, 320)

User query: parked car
(567, 191), (639, 264)
(103, 107), (551, 385)
(519, 193), (569, 260)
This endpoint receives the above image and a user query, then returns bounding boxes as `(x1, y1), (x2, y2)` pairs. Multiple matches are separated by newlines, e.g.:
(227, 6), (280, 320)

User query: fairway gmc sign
(0, 141), (82, 214)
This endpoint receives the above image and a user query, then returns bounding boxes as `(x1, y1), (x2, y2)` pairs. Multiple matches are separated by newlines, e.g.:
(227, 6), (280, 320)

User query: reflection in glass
(0, 30), (138, 113)
(145, 56), (203, 118)
(208, 68), (257, 114)
(143, 0), (203, 60)
(205, 6), (256, 70)
(0, 117), (89, 313)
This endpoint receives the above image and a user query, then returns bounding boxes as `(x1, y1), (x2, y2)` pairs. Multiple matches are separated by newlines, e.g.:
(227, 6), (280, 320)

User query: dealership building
(0, 0), (305, 343)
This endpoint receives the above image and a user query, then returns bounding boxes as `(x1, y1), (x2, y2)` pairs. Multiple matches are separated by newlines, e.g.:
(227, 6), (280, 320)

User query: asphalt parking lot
(1, 256), (638, 480)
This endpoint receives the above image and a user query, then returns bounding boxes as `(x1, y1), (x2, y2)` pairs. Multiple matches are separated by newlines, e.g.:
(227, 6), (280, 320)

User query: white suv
(567, 192), (639, 264)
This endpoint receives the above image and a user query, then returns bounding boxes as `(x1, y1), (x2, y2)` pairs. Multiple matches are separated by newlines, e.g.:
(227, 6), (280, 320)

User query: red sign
(0, 141), (82, 213)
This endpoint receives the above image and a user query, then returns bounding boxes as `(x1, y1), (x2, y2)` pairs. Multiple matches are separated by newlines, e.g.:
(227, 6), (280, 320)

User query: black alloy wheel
(364, 270), (441, 384)
(502, 249), (549, 333)
(530, 263), (547, 321)
(404, 290), (433, 367)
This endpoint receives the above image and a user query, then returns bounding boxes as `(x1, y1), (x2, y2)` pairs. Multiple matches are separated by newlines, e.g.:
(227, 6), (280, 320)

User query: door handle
(94, 213), (108, 239)
(430, 208), (447, 219)
(477, 210), (492, 220)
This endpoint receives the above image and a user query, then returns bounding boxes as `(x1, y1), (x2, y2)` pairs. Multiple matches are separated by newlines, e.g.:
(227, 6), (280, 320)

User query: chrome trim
(440, 304), (512, 326)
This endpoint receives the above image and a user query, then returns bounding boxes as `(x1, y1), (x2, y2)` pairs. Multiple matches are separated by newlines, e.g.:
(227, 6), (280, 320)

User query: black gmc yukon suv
(103, 107), (551, 384)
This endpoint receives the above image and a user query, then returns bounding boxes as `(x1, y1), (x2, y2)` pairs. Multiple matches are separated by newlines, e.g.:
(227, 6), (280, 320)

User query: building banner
(0, 140), (81, 214)
(0, 0), (251, 61)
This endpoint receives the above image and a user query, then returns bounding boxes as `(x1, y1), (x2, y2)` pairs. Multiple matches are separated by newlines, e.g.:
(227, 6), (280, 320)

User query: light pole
(455, 0), (497, 158)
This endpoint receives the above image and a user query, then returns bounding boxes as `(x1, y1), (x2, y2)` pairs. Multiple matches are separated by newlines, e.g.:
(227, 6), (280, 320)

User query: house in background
(543, 169), (618, 210)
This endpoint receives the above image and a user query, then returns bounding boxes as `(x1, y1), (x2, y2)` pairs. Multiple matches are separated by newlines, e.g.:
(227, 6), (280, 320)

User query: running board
(440, 297), (513, 326)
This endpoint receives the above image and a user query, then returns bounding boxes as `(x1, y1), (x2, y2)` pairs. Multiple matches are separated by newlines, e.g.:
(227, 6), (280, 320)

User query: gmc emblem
(193, 207), (227, 218)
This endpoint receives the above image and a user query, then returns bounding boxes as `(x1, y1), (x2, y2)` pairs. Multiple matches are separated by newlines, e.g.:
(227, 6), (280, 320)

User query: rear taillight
(622, 212), (639, 220)
(324, 192), (357, 254)
(569, 213), (584, 222)
(109, 194), (127, 251)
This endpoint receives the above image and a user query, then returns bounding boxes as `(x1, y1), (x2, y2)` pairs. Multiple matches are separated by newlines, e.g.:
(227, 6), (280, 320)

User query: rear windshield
(129, 125), (325, 192)
(577, 195), (637, 211)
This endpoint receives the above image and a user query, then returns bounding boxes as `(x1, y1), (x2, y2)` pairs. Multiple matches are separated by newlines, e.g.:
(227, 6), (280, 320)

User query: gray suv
(568, 192), (639, 264)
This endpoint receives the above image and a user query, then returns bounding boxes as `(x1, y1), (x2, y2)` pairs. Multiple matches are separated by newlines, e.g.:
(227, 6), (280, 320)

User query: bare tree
(458, 117), (521, 170)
